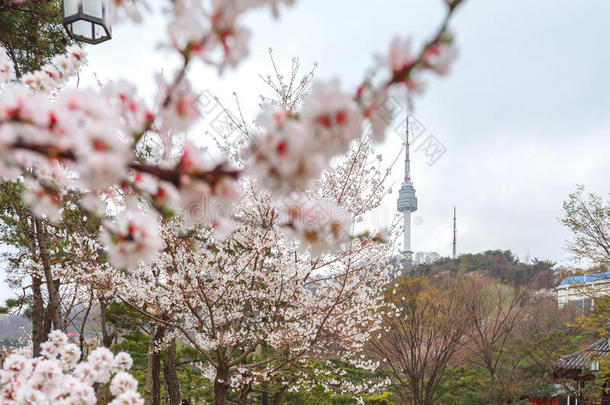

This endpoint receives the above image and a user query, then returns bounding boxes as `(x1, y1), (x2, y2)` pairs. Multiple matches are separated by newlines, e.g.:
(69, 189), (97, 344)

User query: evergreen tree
(0, 0), (73, 77)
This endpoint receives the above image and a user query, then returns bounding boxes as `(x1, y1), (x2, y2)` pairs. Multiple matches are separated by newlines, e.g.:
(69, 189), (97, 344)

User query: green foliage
(363, 391), (398, 405)
(0, 0), (73, 76)
(412, 250), (557, 289)
(106, 302), (215, 403)
(436, 366), (489, 405)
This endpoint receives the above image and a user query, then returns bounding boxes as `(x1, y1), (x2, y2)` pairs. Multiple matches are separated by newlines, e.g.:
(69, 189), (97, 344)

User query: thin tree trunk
(489, 371), (499, 405)
(31, 275), (44, 356)
(237, 384), (250, 405)
(35, 219), (62, 331)
(79, 292), (94, 360)
(163, 337), (181, 405)
(99, 298), (115, 348)
(7, 40), (21, 78)
(144, 331), (155, 405)
(272, 384), (289, 405)
(152, 354), (162, 405)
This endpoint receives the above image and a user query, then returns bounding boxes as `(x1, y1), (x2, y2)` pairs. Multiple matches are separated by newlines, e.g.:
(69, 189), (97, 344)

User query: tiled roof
(556, 338), (610, 370)
(559, 271), (610, 286)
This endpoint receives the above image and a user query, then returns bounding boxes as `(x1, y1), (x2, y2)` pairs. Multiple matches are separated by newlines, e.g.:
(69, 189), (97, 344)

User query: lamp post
(62, 0), (111, 44)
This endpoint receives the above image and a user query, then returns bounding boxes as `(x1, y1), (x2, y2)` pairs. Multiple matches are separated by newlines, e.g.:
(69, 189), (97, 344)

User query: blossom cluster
(0, 331), (140, 405)
(386, 36), (456, 91)
(0, 74), (237, 268)
(279, 196), (352, 256)
(21, 46), (87, 92)
(247, 32), (457, 195)
(166, 0), (296, 73)
(0, 49), (13, 84)
(249, 80), (366, 195)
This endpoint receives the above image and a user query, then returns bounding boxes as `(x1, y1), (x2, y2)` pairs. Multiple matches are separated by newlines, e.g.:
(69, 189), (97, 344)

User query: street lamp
(62, 0), (111, 44)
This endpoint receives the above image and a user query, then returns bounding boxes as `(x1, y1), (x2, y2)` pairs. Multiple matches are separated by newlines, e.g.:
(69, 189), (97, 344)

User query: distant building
(527, 325), (610, 405)
(556, 271), (610, 308)
(413, 251), (441, 266)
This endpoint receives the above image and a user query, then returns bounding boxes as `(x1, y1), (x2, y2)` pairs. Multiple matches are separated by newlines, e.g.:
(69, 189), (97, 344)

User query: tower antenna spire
(397, 116), (417, 262)
(452, 206), (457, 259)
(405, 116), (411, 181)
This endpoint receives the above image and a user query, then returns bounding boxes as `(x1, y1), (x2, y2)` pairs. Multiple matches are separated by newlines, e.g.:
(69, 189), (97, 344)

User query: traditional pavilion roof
(556, 337), (610, 371)
(559, 271), (610, 286)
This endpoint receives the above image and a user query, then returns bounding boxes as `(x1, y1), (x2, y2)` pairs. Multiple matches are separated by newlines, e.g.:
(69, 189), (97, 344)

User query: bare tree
(369, 276), (467, 405)
(461, 276), (530, 405)
(561, 185), (610, 265)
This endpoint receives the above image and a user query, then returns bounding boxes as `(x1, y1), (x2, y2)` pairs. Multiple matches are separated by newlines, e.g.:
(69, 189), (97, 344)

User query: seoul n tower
(397, 118), (418, 262)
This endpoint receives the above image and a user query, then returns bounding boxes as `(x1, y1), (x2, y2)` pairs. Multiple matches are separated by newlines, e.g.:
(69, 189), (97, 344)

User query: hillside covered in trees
(409, 250), (566, 290)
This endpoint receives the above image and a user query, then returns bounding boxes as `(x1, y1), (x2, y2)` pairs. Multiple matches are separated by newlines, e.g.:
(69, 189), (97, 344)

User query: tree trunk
(152, 352), (162, 405)
(7, 40), (21, 78)
(99, 298), (116, 348)
(31, 275), (44, 356)
(214, 365), (230, 405)
(272, 384), (289, 405)
(144, 325), (165, 405)
(163, 337), (181, 405)
(35, 219), (62, 331)
(144, 331), (155, 405)
(79, 294), (94, 360)
(489, 371), (499, 405)
(236, 384), (250, 405)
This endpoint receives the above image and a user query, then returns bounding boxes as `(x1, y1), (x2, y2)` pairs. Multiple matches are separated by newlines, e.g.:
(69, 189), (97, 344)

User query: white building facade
(556, 271), (610, 308)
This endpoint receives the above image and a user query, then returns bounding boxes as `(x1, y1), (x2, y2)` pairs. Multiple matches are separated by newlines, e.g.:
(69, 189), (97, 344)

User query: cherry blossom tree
(114, 135), (397, 403)
(111, 59), (402, 399)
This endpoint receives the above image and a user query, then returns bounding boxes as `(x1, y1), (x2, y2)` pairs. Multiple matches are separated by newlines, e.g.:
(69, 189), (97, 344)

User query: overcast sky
(2, 0), (610, 302)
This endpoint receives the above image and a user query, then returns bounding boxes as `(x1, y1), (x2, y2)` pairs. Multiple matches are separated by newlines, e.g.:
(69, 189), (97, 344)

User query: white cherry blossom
(101, 209), (163, 269)
(0, 332), (140, 405)
(0, 49), (13, 83)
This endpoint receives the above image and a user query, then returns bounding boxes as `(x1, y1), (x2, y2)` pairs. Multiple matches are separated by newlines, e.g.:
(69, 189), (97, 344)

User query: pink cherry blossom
(302, 79), (364, 157)
(101, 209), (163, 269)
(21, 179), (63, 224)
(103, 81), (153, 135)
(281, 196), (353, 256)
(21, 45), (86, 92)
(109, 372), (138, 396)
(156, 75), (200, 135)
(424, 42), (457, 75)
(249, 105), (326, 195)
(356, 84), (391, 143)
(388, 37), (415, 75)
(0, 49), (14, 84)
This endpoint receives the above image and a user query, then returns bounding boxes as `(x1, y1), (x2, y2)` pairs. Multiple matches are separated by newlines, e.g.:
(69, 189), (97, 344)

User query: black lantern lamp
(62, 0), (111, 44)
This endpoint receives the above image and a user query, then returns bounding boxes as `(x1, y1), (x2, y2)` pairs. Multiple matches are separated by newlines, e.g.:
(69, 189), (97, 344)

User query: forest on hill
(411, 249), (565, 290)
